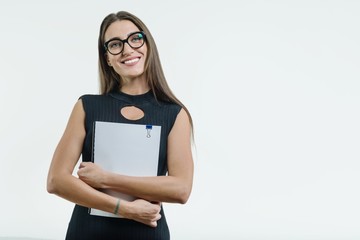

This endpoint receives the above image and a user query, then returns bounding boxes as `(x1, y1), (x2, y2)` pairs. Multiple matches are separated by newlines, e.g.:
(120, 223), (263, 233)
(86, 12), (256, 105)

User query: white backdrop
(0, 1), (359, 240)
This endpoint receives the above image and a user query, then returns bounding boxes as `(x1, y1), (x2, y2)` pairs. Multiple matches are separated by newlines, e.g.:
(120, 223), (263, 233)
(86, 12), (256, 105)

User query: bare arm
(47, 100), (161, 227)
(78, 108), (194, 204)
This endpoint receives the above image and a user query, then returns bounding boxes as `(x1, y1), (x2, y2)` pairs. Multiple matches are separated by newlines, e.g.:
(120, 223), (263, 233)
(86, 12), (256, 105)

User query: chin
(125, 70), (145, 78)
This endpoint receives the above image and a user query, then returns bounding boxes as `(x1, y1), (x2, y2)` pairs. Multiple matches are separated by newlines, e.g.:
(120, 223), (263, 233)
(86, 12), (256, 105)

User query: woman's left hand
(77, 162), (106, 189)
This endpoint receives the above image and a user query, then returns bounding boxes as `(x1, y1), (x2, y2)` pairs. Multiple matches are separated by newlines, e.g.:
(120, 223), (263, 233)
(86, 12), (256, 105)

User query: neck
(120, 78), (150, 95)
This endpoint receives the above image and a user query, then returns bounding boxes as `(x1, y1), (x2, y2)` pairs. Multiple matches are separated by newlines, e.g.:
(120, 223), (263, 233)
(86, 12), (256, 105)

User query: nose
(122, 42), (134, 55)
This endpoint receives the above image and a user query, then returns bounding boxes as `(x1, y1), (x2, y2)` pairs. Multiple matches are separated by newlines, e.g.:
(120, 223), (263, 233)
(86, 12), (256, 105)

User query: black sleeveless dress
(65, 90), (181, 240)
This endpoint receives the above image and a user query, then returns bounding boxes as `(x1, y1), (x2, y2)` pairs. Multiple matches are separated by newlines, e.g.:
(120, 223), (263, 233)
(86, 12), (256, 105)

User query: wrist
(113, 199), (120, 215)
(117, 199), (131, 218)
(101, 171), (111, 189)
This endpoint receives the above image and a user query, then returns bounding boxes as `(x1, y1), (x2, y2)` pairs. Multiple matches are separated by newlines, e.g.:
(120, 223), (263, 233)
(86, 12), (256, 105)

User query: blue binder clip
(146, 125), (152, 138)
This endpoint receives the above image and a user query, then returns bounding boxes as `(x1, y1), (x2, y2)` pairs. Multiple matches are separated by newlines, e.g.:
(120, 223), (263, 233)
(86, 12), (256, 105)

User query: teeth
(124, 58), (139, 64)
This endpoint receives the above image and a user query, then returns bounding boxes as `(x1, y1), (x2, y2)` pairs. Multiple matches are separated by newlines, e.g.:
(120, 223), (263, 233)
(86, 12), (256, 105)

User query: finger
(152, 213), (161, 221)
(149, 206), (160, 214)
(149, 221), (157, 228)
(155, 204), (161, 212)
(77, 168), (87, 177)
(79, 162), (86, 168)
(80, 162), (94, 168)
(139, 219), (157, 228)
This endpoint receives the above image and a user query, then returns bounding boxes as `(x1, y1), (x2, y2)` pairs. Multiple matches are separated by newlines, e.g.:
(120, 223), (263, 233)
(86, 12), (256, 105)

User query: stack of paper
(89, 121), (161, 218)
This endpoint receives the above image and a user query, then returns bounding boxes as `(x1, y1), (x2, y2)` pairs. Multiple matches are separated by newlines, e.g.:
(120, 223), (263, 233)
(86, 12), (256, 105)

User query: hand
(77, 162), (105, 188)
(124, 199), (162, 227)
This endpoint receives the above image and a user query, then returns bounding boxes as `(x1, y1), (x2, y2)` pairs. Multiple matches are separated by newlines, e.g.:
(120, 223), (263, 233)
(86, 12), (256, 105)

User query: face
(104, 20), (147, 82)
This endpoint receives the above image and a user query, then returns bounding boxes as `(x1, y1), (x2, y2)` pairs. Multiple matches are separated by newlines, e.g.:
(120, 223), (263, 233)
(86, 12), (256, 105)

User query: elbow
(178, 195), (189, 205)
(175, 186), (192, 204)
(47, 174), (60, 194)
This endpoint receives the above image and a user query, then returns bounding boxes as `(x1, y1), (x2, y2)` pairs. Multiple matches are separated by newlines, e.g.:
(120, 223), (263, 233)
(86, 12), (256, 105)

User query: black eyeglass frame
(104, 31), (146, 55)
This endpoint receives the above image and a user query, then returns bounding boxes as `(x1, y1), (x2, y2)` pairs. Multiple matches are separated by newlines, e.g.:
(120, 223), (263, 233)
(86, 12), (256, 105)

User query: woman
(47, 10), (194, 240)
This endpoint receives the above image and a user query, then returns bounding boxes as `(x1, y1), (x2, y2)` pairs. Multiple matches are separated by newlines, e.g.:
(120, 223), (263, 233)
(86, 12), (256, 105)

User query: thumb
(79, 162), (90, 169)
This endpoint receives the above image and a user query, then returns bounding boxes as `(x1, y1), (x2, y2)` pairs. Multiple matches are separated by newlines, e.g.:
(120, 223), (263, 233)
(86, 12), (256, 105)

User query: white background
(0, 1), (359, 239)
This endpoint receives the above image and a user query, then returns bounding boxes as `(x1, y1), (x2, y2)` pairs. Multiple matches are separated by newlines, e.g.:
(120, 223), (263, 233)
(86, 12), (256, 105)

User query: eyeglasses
(104, 31), (146, 55)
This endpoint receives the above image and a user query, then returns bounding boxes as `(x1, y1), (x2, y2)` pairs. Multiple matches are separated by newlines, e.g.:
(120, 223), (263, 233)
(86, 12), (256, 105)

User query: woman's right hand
(122, 199), (162, 227)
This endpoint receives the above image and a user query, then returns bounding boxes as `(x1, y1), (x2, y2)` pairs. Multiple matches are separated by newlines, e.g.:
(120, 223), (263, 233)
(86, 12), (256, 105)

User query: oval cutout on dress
(120, 106), (145, 120)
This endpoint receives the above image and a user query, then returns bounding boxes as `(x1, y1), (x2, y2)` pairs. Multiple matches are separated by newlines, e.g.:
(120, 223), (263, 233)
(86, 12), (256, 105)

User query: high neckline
(116, 90), (152, 97)
(108, 90), (155, 105)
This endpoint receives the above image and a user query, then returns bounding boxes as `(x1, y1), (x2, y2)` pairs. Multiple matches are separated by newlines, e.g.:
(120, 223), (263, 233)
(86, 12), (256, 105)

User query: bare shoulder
(168, 108), (191, 144)
(73, 98), (84, 112)
(59, 99), (86, 143)
(68, 99), (85, 123)
(173, 108), (191, 129)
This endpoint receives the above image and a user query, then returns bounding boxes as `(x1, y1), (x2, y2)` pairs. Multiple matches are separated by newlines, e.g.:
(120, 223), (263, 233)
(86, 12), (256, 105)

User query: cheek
(108, 57), (123, 71)
(140, 48), (148, 65)
(142, 45), (148, 57)
(107, 56), (115, 66)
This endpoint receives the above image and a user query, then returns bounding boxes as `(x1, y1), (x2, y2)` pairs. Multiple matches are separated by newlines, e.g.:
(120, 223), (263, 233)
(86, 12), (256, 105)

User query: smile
(123, 57), (140, 65)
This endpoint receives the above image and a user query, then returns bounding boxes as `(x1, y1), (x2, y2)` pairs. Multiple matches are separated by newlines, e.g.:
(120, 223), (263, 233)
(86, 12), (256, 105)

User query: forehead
(104, 20), (140, 41)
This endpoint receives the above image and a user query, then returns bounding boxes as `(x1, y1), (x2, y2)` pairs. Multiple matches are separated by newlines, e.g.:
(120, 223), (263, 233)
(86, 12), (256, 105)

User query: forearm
(47, 173), (119, 214)
(102, 173), (192, 204)
(48, 172), (161, 227)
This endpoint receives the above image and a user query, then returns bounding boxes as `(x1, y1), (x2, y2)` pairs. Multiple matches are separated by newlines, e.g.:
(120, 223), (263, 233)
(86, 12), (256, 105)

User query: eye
(130, 33), (144, 43)
(108, 40), (122, 49)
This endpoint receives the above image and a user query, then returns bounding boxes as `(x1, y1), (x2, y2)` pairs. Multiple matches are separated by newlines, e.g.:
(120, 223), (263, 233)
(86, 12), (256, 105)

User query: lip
(121, 56), (141, 65)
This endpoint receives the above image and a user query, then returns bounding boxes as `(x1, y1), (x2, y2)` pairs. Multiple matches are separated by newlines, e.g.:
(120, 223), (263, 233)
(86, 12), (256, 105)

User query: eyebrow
(105, 31), (140, 43)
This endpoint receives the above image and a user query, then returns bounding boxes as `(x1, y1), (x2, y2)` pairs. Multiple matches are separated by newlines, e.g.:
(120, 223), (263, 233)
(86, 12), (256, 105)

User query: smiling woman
(103, 20), (148, 84)
(46, 11), (194, 240)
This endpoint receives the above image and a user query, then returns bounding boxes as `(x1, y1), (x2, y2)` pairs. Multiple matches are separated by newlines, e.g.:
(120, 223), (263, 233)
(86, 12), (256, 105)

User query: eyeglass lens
(106, 32), (145, 55)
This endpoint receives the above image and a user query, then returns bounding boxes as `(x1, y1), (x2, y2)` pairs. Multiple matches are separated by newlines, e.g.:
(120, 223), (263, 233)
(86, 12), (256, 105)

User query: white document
(89, 121), (161, 218)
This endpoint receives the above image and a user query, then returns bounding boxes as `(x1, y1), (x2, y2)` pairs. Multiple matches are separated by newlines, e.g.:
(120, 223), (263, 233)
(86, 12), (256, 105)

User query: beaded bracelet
(114, 199), (120, 215)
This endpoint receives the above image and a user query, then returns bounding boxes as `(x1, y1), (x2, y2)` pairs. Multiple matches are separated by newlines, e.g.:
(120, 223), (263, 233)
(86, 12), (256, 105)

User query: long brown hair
(98, 11), (194, 134)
